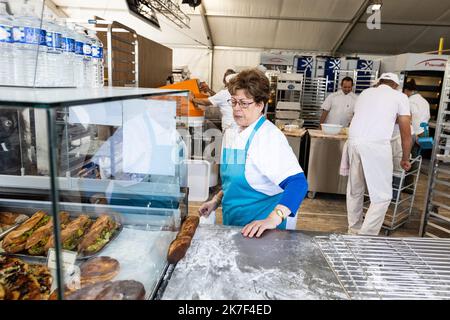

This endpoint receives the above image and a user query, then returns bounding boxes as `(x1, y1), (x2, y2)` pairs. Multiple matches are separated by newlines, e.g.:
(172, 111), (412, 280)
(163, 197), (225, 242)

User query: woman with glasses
(198, 69), (308, 238)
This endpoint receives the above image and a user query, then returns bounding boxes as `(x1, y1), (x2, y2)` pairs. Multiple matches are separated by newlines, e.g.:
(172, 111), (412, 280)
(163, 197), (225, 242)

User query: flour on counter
(162, 226), (347, 300)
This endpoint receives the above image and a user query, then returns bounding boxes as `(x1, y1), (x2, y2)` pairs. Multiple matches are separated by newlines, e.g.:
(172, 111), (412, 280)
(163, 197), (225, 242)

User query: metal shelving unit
(420, 60), (450, 238)
(301, 77), (327, 129)
(274, 73), (303, 128)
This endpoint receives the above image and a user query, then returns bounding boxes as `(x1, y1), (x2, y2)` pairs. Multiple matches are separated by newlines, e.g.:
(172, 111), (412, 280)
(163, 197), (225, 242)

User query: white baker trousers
(346, 139), (393, 235)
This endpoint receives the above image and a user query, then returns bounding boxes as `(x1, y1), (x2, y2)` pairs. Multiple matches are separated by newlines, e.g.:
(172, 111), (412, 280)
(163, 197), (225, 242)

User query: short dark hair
(228, 69), (270, 104)
(403, 79), (417, 91)
(223, 69), (236, 84)
(341, 77), (354, 85)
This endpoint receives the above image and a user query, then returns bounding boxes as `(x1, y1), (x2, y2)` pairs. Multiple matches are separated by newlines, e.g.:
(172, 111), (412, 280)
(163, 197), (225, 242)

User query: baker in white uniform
(198, 69), (308, 238)
(192, 72), (238, 132)
(346, 73), (412, 236)
(320, 77), (357, 127)
(403, 79), (431, 153)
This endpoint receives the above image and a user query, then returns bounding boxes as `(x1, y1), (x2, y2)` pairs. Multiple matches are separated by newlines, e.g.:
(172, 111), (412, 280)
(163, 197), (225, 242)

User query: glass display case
(0, 87), (189, 300)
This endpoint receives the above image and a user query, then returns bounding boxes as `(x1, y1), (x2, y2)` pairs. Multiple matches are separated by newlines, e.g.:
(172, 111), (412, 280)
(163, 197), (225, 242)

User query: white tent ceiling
(51, 0), (450, 55)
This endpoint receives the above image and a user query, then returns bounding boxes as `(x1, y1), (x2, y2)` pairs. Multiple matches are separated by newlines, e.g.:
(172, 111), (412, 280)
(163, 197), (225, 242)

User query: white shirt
(349, 84), (411, 142)
(222, 116), (303, 196)
(409, 93), (430, 135)
(208, 89), (237, 131)
(321, 90), (357, 127)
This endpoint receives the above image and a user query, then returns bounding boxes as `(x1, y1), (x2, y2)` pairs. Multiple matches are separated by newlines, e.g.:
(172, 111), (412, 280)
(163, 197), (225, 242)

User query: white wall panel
(172, 48), (211, 83)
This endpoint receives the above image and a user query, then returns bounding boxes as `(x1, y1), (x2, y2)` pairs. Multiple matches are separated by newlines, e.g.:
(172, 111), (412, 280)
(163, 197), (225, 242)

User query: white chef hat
(378, 72), (400, 85)
(225, 73), (237, 84)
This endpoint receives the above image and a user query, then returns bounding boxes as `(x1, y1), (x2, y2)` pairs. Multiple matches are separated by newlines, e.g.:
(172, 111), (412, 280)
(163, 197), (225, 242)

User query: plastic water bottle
(87, 30), (104, 87)
(13, 5), (47, 87)
(59, 19), (75, 87)
(82, 30), (92, 87)
(37, 13), (62, 87)
(73, 25), (85, 87)
(0, 1), (14, 86)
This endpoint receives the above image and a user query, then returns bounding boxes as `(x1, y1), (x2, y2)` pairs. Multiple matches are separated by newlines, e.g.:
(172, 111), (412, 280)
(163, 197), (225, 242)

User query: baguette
(167, 235), (192, 264)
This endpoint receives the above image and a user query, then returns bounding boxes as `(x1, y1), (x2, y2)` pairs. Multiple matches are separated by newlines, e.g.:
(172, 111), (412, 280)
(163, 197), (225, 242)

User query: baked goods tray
(0, 223), (123, 262)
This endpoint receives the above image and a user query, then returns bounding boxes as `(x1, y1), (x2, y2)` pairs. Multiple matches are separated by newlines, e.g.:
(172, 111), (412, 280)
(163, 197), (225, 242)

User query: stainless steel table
(161, 225), (347, 300)
(306, 129), (348, 198)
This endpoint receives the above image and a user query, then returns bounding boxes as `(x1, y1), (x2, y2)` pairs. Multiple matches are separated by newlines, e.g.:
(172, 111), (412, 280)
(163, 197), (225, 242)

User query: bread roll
(167, 235), (192, 264)
(0, 212), (21, 225)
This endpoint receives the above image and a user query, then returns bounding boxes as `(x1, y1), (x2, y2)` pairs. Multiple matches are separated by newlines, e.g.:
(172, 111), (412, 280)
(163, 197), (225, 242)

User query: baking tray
(0, 217), (123, 261)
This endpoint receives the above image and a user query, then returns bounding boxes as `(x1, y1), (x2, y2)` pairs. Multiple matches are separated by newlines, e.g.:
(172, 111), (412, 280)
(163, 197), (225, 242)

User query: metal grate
(301, 77), (327, 128)
(314, 235), (450, 300)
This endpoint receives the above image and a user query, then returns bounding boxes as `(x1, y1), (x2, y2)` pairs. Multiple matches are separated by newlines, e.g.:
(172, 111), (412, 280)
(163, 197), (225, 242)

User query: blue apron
(220, 117), (287, 229)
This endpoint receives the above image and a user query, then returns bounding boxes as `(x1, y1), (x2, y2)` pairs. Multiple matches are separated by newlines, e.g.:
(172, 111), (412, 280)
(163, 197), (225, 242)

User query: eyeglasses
(227, 99), (256, 109)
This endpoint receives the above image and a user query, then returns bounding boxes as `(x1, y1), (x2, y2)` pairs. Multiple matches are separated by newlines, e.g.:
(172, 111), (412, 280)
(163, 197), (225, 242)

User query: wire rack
(420, 60), (450, 238)
(314, 235), (450, 300)
(301, 77), (327, 128)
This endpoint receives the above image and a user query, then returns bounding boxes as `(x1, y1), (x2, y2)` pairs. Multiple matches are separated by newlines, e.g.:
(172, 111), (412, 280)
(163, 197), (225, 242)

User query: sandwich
(78, 215), (118, 254)
(80, 256), (120, 285)
(25, 212), (70, 256)
(45, 215), (92, 253)
(2, 211), (49, 253)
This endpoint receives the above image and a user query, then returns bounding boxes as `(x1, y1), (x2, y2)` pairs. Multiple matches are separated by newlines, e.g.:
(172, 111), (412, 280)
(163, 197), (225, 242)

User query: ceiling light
(181, 0), (202, 8)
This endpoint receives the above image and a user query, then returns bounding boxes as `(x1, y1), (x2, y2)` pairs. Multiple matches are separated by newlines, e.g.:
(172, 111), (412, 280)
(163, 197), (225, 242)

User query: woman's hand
(241, 213), (282, 238)
(198, 199), (218, 217)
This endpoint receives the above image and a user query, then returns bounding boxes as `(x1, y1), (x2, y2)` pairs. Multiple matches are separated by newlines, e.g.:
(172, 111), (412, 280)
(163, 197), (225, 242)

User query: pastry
(65, 281), (113, 300)
(80, 256), (120, 285)
(95, 280), (146, 300)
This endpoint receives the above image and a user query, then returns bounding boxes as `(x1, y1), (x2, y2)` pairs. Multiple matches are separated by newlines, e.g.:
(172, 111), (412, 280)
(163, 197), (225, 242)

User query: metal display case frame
(0, 87), (189, 299)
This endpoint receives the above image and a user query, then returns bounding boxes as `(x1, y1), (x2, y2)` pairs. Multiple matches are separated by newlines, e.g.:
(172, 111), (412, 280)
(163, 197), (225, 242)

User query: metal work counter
(282, 128), (308, 162)
(306, 130), (348, 198)
(161, 225), (347, 300)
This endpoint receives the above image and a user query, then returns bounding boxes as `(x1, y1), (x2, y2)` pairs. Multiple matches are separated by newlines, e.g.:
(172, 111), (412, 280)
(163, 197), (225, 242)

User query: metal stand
(420, 60), (450, 238)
